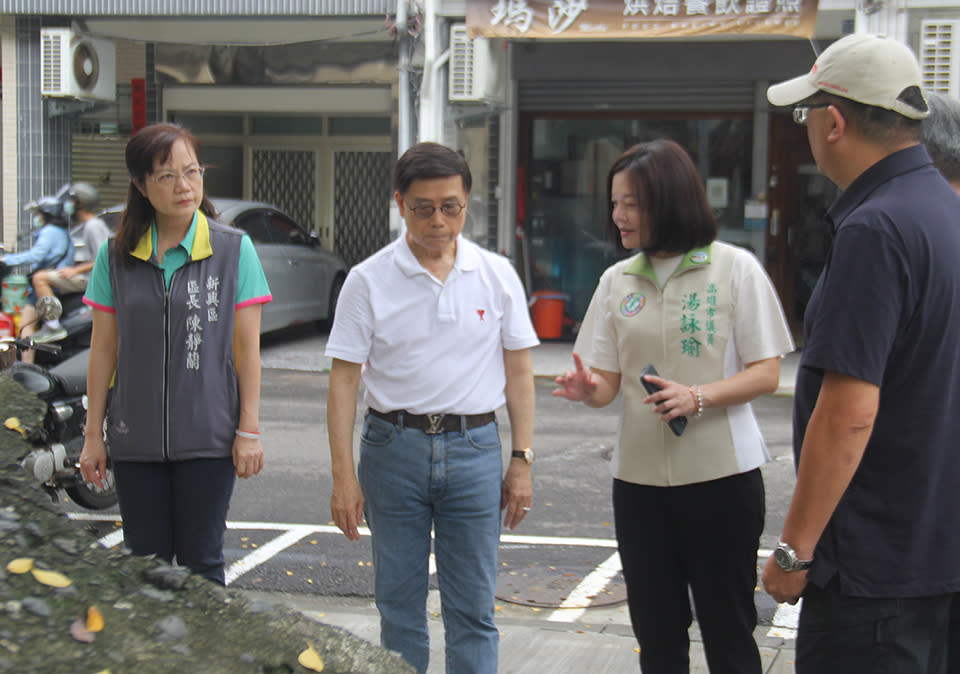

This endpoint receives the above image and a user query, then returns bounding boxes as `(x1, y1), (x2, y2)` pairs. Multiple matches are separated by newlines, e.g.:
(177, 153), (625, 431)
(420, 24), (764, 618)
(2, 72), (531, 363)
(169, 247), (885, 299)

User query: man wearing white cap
(761, 33), (960, 672)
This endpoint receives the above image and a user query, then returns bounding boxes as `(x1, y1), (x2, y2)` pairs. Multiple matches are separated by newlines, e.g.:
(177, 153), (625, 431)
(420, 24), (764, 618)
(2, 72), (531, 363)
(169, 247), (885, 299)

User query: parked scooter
(3, 296), (117, 510)
(0, 185), (95, 366)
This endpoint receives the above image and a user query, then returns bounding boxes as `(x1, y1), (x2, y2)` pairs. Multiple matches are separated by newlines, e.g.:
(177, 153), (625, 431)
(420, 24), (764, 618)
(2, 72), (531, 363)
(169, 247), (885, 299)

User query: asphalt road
(66, 364), (797, 621)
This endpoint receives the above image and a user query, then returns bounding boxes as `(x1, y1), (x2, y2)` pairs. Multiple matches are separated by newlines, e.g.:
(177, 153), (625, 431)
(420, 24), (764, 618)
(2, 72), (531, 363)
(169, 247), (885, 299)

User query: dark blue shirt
(795, 144), (960, 597)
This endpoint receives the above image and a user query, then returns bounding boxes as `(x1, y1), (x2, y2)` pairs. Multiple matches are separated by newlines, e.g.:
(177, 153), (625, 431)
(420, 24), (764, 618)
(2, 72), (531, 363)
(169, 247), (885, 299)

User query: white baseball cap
(767, 33), (929, 120)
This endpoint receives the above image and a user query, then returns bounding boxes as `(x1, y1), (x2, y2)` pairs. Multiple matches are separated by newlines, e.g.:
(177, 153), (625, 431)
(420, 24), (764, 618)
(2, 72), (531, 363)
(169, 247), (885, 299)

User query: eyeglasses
(148, 166), (206, 188)
(406, 202), (465, 219)
(792, 102), (832, 126)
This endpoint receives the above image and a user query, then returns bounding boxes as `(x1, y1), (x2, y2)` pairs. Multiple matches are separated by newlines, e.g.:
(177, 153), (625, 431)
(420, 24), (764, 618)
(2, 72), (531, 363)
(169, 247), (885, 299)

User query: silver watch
(774, 540), (813, 572)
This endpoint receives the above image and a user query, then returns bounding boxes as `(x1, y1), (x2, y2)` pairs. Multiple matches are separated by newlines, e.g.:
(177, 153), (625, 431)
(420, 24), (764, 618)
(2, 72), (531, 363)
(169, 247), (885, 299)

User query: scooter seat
(47, 349), (88, 396)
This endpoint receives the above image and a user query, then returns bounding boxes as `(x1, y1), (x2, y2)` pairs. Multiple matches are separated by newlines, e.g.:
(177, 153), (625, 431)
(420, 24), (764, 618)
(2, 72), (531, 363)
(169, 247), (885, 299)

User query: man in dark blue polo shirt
(761, 34), (960, 673)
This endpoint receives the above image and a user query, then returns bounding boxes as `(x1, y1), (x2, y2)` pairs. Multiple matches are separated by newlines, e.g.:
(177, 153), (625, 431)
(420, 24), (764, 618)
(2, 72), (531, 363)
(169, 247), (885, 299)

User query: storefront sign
(467, 0), (818, 39)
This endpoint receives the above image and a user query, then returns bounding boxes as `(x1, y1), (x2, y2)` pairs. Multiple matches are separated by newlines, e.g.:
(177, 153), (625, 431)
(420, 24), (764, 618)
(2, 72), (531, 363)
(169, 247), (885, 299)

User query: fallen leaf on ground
(31, 568), (72, 587)
(298, 642), (324, 671)
(6, 558), (34, 574)
(87, 606), (104, 632)
(70, 617), (95, 643)
(4, 417), (24, 436)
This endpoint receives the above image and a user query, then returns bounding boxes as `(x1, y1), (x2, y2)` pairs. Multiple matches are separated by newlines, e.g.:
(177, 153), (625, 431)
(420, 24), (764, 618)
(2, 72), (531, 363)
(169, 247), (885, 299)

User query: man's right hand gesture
(331, 474), (365, 541)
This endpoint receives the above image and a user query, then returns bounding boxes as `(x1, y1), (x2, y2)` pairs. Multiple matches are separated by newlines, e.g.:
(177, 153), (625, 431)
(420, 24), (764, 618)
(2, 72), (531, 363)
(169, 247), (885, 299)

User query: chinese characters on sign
(184, 275), (221, 371)
(469, 0), (817, 39)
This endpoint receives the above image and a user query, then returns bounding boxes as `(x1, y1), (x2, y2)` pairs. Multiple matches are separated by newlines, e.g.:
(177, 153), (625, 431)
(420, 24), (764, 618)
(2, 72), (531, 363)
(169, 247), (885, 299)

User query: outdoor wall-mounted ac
(41, 28), (116, 101)
(449, 24), (506, 104)
(920, 20), (959, 98)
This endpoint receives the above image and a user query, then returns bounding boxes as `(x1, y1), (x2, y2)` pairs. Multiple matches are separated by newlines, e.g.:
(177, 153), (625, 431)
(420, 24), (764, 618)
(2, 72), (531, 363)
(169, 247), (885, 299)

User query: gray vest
(106, 220), (243, 462)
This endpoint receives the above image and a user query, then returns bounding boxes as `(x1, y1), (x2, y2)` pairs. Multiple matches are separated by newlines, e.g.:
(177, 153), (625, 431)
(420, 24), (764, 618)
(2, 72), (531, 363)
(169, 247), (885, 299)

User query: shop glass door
(522, 116), (753, 335)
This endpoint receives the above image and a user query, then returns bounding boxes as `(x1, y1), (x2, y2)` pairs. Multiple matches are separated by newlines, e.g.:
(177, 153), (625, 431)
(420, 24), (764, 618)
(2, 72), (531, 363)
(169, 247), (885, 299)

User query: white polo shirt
(325, 234), (539, 415)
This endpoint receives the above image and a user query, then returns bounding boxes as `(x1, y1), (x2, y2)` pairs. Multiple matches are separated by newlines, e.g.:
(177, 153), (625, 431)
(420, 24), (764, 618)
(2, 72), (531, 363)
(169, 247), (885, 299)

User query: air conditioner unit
(41, 29), (116, 101)
(449, 24), (505, 104)
(920, 20), (959, 98)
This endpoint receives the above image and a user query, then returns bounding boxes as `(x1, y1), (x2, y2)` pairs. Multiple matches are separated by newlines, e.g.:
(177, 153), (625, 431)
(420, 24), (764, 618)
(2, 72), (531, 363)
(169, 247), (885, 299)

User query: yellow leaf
(4, 417), (24, 436)
(31, 568), (72, 588)
(86, 606), (104, 632)
(298, 642), (324, 672)
(6, 558), (34, 574)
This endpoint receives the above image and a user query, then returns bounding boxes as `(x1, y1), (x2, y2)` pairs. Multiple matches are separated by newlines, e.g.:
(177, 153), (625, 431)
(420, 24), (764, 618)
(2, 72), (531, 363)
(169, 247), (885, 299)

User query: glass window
(329, 117), (391, 136)
(203, 145), (243, 199)
(172, 115), (244, 135)
(266, 212), (309, 245)
(232, 210), (273, 244)
(525, 116), (753, 322)
(251, 116), (325, 135)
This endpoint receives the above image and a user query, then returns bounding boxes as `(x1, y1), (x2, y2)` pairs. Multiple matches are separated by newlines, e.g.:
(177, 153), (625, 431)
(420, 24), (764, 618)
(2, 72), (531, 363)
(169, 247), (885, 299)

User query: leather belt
(369, 409), (496, 435)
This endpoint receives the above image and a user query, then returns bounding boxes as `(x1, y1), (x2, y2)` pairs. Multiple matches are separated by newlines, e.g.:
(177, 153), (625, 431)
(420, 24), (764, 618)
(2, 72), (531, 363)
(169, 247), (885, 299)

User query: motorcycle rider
(30, 183), (110, 344)
(0, 195), (74, 363)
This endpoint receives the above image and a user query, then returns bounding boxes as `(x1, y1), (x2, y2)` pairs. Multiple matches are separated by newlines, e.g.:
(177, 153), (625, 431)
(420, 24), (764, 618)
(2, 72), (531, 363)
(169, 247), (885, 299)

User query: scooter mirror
(36, 295), (63, 322)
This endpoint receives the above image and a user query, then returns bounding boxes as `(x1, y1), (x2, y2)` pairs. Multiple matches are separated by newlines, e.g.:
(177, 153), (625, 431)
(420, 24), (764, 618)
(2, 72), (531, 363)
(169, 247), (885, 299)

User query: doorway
(765, 113), (840, 333)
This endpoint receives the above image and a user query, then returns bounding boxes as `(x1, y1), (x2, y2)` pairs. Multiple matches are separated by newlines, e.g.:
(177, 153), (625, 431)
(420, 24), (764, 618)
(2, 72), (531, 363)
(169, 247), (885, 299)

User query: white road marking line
(547, 550), (622, 623)
(224, 524), (318, 585)
(766, 598), (801, 639)
(69, 514), (789, 626)
(97, 529), (125, 549)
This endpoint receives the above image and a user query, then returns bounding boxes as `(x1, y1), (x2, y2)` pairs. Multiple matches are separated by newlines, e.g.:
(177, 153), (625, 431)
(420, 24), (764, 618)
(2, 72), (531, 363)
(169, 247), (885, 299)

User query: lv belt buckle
(425, 414), (446, 434)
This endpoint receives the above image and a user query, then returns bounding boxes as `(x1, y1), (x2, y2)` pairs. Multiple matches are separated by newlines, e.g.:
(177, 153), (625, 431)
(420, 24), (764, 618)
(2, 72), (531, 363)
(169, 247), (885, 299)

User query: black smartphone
(640, 364), (687, 437)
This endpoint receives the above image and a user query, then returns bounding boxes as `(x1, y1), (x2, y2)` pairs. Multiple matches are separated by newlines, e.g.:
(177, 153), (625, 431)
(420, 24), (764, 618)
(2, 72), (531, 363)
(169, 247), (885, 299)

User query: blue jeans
(358, 412), (502, 674)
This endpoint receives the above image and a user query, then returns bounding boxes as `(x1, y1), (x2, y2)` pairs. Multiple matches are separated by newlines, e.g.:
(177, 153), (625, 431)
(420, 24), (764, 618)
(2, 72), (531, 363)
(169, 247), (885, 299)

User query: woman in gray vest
(78, 123), (272, 584)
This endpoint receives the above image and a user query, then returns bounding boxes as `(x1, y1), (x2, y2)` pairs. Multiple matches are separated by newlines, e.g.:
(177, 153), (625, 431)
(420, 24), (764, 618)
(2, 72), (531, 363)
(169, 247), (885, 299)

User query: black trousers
(113, 458), (236, 585)
(613, 469), (765, 674)
(798, 579), (956, 674)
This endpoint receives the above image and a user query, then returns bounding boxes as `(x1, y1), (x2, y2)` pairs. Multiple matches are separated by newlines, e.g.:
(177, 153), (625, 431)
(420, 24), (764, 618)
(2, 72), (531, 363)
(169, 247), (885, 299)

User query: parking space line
(546, 550), (622, 623)
(67, 514), (790, 626)
(225, 524), (319, 585)
(766, 599), (801, 640)
(97, 529), (125, 549)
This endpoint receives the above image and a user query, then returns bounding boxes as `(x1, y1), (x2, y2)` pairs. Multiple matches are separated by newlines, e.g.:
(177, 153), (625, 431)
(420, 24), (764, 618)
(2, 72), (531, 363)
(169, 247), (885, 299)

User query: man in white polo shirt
(325, 142), (539, 674)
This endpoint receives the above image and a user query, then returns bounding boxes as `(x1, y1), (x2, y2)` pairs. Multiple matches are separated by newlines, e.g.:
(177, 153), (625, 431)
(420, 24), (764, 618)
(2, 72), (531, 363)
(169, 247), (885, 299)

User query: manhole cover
(495, 559), (627, 608)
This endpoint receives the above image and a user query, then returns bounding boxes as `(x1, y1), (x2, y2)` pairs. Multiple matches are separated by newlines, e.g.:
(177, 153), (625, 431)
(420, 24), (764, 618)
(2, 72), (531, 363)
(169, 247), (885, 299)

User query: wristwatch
(774, 540), (813, 572)
(511, 448), (536, 465)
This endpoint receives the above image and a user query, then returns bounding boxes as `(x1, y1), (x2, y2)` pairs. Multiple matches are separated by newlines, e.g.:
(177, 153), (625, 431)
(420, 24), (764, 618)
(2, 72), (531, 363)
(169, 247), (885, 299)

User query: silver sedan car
(99, 198), (347, 334)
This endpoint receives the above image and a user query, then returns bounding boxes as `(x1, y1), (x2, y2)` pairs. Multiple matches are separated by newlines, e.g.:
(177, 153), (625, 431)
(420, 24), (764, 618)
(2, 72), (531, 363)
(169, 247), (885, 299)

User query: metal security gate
(333, 150), (391, 267)
(252, 148), (316, 230)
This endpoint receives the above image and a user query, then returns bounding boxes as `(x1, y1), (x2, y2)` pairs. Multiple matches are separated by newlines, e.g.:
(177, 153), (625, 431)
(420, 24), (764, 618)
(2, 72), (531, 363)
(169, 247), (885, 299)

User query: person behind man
(325, 142), (538, 674)
(30, 182), (111, 343)
(921, 91), (960, 191)
(761, 34), (960, 672)
(0, 195), (74, 361)
(919, 89), (960, 674)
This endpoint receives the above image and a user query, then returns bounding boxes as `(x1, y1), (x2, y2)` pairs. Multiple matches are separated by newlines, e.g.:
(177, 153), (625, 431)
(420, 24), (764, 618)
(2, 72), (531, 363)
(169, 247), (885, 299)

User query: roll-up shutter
(71, 135), (130, 209)
(518, 79), (755, 112)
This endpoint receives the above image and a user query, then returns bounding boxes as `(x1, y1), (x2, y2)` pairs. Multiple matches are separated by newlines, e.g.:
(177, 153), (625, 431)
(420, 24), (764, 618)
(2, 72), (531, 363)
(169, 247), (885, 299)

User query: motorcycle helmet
(32, 196), (67, 227)
(69, 182), (100, 212)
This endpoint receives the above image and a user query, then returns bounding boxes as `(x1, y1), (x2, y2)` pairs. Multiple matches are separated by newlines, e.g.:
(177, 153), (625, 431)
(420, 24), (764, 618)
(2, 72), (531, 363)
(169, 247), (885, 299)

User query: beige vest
(575, 241), (793, 486)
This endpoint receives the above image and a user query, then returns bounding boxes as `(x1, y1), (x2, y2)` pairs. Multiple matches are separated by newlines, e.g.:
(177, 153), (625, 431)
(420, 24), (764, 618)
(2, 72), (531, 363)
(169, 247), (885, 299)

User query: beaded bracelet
(692, 385), (704, 418)
(235, 429), (260, 440)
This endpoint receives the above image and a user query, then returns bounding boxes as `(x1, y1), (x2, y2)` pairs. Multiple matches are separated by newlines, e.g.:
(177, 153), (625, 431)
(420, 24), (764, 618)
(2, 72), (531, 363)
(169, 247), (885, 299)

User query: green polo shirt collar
(623, 244), (713, 283)
(130, 211), (213, 288)
(131, 211), (214, 263)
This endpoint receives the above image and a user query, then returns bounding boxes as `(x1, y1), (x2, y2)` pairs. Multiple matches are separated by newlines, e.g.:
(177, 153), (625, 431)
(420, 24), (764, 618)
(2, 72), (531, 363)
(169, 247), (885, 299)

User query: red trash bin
(531, 291), (567, 340)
